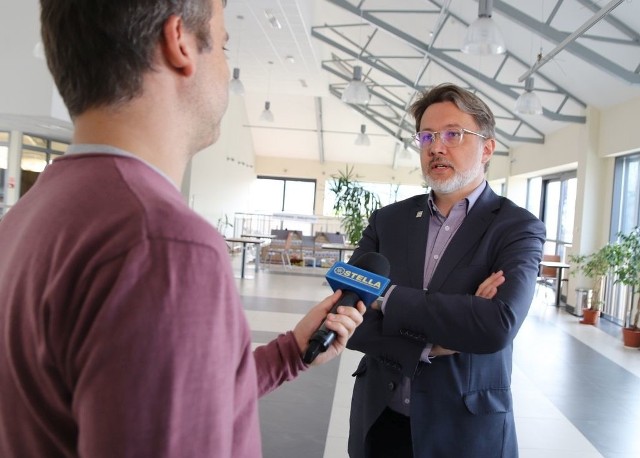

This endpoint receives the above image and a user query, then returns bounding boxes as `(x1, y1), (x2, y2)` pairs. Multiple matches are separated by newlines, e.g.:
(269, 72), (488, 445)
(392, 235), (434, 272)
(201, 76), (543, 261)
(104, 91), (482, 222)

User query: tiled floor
(232, 258), (640, 458)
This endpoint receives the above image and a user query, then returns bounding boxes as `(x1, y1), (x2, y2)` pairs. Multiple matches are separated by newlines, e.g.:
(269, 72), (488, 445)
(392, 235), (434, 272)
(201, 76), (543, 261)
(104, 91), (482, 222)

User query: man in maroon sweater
(0, 0), (365, 456)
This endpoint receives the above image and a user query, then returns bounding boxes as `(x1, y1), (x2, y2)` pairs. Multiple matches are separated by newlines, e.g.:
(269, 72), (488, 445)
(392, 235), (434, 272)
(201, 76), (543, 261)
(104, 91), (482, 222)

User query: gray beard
(424, 162), (485, 194)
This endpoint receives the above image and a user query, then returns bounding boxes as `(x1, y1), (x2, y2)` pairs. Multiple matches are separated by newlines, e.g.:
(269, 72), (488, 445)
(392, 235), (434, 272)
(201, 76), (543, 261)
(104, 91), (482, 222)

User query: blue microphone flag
(325, 261), (390, 307)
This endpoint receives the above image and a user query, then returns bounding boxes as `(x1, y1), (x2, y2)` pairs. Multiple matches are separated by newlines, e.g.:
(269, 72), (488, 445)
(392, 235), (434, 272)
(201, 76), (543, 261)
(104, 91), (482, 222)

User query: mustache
(428, 158), (453, 168)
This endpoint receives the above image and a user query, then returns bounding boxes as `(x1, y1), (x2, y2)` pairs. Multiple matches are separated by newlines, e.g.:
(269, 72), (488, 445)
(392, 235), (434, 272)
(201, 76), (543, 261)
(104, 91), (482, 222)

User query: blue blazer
(347, 185), (546, 458)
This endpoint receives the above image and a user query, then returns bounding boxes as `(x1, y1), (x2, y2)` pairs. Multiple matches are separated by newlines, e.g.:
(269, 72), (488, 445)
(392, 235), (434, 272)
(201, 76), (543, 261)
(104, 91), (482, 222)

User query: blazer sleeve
(383, 213), (546, 354)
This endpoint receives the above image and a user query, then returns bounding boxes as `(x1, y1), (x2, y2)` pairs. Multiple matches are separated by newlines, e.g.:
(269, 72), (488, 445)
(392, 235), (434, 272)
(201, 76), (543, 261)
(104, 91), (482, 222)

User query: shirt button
(404, 398), (410, 405)
(444, 225), (450, 231)
(434, 254), (439, 260)
(387, 382), (396, 391)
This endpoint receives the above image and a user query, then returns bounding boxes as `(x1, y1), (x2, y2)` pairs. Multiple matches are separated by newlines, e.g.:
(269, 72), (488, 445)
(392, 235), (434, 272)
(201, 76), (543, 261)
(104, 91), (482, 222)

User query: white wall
(186, 95), (255, 233)
(599, 95), (640, 157)
(0, 0), (60, 118)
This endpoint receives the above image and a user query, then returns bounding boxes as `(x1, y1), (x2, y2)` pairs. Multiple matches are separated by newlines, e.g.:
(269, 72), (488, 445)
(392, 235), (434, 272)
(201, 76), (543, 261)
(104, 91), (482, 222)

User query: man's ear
(482, 138), (495, 165)
(162, 15), (195, 77)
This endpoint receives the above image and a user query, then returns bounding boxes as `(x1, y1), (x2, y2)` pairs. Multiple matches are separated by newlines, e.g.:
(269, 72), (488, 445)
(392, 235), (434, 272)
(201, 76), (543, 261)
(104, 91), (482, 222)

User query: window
(0, 131), (8, 206)
(20, 134), (68, 197)
(251, 176), (316, 233)
(528, 172), (576, 260)
(323, 181), (425, 216)
(611, 152), (640, 239)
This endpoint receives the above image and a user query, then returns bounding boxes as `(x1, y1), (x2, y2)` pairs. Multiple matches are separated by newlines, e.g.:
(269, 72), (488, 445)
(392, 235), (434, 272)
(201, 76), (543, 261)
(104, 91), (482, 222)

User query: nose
(427, 134), (447, 155)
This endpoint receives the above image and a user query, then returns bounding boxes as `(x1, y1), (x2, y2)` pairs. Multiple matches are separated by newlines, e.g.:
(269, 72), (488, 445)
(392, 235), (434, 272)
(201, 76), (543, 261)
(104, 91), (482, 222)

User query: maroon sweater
(0, 152), (306, 457)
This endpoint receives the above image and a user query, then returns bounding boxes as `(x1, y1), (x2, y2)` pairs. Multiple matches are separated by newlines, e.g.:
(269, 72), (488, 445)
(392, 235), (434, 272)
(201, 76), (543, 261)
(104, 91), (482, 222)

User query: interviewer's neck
(72, 99), (190, 188)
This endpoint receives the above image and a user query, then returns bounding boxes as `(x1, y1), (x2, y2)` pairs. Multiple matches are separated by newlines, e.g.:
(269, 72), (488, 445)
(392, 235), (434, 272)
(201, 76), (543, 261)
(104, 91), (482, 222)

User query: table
(539, 260), (570, 307)
(321, 243), (357, 263)
(241, 233), (276, 240)
(225, 237), (264, 278)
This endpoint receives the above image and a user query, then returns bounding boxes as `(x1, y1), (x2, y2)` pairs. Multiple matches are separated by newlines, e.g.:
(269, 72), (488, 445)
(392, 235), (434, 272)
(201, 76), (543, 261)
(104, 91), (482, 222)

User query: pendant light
(342, 66), (370, 105)
(461, 0), (506, 55)
(259, 61), (274, 122)
(354, 124), (370, 146)
(260, 101), (275, 122)
(229, 15), (245, 95)
(342, 9), (370, 105)
(229, 67), (245, 96)
(514, 77), (543, 115)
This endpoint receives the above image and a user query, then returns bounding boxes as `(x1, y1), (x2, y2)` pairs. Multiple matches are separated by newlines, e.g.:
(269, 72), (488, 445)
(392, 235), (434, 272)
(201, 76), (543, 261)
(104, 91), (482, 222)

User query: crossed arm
(429, 270), (505, 356)
(369, 270), (506, 357)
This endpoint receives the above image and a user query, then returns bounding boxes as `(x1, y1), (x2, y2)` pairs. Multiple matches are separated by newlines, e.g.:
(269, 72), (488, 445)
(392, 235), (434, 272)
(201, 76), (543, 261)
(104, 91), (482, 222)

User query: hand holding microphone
(302, 252), (391, 364)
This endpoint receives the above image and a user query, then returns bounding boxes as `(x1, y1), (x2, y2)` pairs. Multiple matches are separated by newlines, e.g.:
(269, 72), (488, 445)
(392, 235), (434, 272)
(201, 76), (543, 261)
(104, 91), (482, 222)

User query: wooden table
(321, 243), (357, 263)
(225, 237), (264, 278)
(539, 260), (570, 307)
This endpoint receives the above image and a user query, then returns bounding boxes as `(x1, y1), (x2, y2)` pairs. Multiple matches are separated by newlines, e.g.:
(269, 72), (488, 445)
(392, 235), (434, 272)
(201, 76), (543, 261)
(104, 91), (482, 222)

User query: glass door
(540, 172), (577, 261)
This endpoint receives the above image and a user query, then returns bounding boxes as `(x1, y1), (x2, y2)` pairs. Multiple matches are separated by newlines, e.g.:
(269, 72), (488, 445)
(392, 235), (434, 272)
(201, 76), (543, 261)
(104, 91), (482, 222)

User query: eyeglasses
(413, 128), (487, 149)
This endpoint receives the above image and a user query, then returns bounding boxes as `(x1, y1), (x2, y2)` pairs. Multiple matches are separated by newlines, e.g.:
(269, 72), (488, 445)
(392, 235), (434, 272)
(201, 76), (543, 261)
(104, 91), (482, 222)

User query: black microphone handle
(302, 290), (360, 364)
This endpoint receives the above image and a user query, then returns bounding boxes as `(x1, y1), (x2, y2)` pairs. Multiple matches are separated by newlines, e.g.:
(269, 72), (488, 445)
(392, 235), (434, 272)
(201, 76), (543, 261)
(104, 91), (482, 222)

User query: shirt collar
(65, 144), (177, 189)
(427, 180), (487, 216)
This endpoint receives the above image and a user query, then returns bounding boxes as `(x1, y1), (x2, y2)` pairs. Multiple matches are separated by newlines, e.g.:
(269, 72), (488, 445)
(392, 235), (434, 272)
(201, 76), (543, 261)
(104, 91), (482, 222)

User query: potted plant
(329, 165), (381, 245)
(612, 227), (640, 347)
(569, 243), (619, 325)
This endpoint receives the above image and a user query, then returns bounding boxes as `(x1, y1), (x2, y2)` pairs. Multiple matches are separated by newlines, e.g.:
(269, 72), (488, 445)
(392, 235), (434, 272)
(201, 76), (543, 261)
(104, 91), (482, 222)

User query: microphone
(302, 252), (391, 364)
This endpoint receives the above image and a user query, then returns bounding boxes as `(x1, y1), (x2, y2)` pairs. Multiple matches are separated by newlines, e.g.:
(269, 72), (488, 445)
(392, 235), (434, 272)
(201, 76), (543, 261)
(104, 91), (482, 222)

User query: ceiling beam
(314, 30), (546, 145)
(492, 0), (640, 85)
(324, 0), (586, 123)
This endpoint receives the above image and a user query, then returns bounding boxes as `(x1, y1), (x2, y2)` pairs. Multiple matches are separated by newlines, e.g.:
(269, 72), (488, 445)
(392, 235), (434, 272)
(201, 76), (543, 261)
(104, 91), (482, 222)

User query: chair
(536, 254), (565, 305)
(301, 235), (317, 267)
(262, 230), (303, 268)
(314, 232), (345, 267)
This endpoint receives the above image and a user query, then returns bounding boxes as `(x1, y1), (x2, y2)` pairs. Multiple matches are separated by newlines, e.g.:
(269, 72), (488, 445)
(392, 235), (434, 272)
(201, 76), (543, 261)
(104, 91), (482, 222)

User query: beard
(423, 159), (485, 194)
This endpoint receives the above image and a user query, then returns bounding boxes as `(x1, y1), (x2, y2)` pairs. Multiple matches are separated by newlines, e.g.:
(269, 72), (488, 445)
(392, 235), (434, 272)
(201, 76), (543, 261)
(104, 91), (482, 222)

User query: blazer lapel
(406, 195), (429, 289)
(428, 187), (503, 291)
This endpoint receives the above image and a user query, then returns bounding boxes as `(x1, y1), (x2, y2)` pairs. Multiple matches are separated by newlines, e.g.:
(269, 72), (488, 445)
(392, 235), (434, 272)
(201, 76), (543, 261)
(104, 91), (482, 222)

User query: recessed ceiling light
(264, 9), (282, 29)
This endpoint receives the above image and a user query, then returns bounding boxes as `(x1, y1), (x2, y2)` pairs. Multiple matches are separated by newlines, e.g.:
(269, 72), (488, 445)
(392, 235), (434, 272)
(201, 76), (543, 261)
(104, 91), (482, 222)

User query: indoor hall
(230, 259), (640, 458)
(3, 1), (640, 457)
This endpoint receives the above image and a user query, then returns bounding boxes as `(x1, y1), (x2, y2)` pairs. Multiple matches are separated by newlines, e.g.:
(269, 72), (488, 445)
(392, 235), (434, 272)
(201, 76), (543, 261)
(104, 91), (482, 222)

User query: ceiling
(4, 0), (640, 173)
(224, 0), (640, 170)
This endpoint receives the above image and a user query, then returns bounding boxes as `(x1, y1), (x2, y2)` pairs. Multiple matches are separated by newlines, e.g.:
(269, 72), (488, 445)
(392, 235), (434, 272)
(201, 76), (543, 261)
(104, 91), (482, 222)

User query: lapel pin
(416, 211), (423, 218)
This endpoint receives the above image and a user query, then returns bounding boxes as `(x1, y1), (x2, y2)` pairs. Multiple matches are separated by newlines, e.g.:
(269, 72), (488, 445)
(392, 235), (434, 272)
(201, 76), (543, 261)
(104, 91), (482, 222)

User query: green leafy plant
(569, 243), (620, 311)
(612, 227), (640, 330)
(329, 165), (381, 245)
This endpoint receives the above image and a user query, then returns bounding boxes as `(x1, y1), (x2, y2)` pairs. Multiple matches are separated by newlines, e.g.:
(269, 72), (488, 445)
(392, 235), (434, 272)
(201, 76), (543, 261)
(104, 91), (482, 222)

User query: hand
(474, 270), (505, 299)
(429, 345), (459, 357)
(293, 290), (366, 366)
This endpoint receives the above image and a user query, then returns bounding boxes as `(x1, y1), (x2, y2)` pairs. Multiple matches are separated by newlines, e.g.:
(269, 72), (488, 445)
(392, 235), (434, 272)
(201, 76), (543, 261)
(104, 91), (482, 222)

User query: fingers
(323, 302), (365, 338)
(308, 301), (366, 366)
(475, 270), (505, 299)
(429, 345), (459, 357)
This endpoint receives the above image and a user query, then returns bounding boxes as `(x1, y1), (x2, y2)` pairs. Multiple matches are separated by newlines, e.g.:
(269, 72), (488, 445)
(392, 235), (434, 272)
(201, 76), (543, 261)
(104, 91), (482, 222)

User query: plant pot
(580, 308), (600, 325)
(622, 327), (640, 348)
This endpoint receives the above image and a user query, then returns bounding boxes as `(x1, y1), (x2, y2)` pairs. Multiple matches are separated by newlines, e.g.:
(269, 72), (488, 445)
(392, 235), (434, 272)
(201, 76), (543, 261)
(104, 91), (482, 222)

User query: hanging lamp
(514, 77), (543, 115)
(461, 0), (506, 55)
(229, 67), (245, 95)
(342, 66), (370, 105)
(354, 124), (370, 146)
